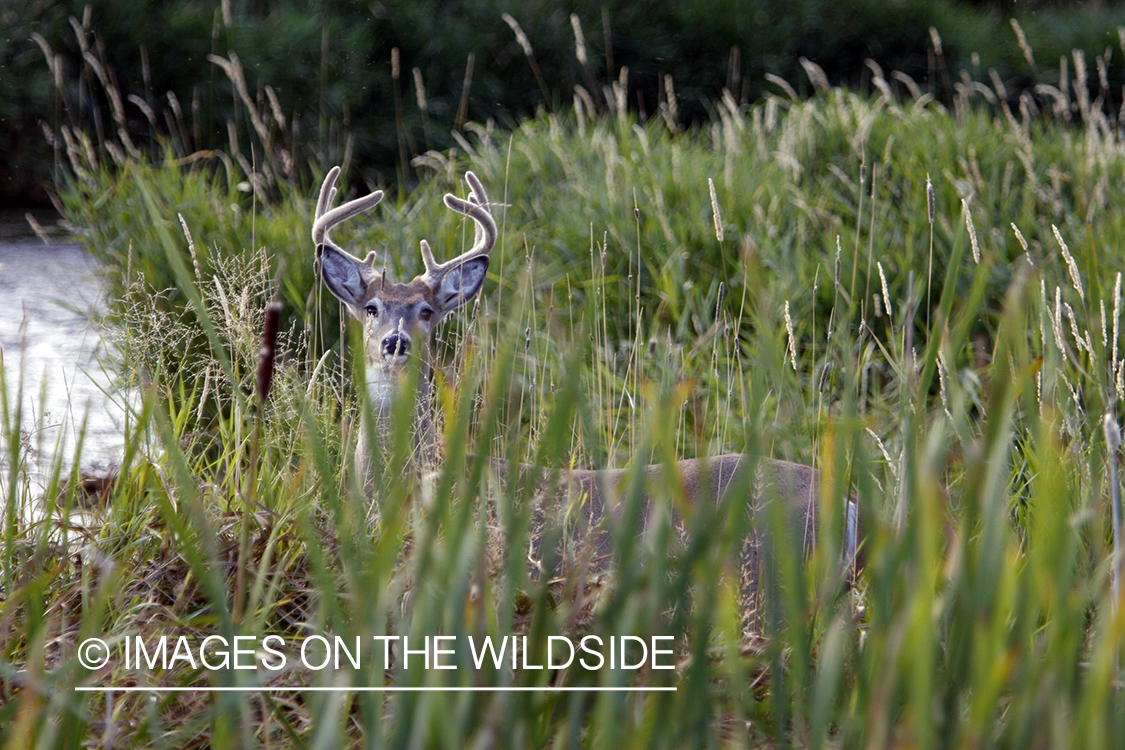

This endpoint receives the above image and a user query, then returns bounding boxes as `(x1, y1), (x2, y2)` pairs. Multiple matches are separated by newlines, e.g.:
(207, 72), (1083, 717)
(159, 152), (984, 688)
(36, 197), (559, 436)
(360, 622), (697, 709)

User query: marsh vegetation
(6, 8), (1125, 749)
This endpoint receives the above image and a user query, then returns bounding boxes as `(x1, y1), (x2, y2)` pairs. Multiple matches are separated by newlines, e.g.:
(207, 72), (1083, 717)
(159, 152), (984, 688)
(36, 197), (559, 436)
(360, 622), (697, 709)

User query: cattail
(819, 362), (834, 393)
(256, 300), (282, 404)
(708, 177), (724, 242)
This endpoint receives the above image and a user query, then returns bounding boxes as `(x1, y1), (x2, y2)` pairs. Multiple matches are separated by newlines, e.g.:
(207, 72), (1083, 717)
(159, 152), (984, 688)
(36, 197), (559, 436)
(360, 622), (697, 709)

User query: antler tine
(314, 165), (341, 224)
(311, 166), (384, 248)
(421, 171), (497, 284)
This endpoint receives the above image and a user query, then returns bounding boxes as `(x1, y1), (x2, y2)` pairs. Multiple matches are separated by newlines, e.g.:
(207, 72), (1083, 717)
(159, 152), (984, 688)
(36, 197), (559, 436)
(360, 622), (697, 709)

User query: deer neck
(363, 359), (438, 474)
(364, 363), (403, 424)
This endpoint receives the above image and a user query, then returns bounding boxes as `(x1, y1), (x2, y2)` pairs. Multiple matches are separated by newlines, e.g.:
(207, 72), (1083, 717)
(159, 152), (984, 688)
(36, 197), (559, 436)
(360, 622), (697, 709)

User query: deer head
(312, 167), (496, 372)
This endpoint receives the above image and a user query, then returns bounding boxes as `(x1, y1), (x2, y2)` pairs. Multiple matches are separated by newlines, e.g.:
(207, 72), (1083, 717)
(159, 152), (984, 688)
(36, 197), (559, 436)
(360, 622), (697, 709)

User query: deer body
(494, 454), (843, 609)
(312, 167), (859, 609)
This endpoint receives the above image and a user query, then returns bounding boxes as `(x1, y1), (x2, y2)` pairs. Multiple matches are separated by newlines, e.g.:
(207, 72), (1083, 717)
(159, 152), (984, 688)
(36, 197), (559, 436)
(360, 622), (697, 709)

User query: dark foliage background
(3, 0), (1124, 204)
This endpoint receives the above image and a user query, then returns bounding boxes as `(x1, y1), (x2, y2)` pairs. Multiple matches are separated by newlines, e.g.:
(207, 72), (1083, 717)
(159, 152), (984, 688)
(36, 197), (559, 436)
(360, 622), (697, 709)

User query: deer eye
(365, 304), (379, 318)
(419, 307), (433, 321)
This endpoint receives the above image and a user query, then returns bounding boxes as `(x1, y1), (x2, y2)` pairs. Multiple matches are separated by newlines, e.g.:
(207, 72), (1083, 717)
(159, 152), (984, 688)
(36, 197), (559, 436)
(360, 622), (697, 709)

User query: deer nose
(382, 333), (410, 360)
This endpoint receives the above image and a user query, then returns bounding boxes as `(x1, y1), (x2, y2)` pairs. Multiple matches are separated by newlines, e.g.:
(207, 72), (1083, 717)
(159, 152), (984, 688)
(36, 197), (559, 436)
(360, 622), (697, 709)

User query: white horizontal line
(74, 686), (676, 693)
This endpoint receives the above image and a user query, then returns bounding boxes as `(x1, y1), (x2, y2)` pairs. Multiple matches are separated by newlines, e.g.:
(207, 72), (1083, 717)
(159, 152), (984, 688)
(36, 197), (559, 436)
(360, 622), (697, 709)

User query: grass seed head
(708, 177), (724, 242)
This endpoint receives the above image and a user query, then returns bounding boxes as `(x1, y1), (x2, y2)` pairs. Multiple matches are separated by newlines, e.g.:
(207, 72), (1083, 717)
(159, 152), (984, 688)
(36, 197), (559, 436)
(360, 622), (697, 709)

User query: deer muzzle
(381, 332), (410, 364)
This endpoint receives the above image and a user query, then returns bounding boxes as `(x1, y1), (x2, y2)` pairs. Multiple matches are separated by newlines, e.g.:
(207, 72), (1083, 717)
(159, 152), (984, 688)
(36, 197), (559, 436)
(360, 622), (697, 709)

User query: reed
(7, 16), (1125, 750)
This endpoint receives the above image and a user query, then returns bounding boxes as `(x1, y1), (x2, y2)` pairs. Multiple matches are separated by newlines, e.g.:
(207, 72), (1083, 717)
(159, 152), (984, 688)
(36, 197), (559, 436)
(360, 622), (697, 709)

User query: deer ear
(438, 256), (489, 311)
(318, 243), (375, 306)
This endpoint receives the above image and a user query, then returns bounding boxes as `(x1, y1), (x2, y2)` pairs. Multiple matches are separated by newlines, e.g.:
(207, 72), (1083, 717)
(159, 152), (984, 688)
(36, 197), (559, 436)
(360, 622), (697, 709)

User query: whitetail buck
(312, 166), (860, 610)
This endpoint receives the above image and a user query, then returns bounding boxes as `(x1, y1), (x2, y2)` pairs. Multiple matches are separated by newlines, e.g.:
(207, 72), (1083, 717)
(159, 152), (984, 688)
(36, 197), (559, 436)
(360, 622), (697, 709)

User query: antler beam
(311, 166), (385, 250)
(419, 171), (497, 287)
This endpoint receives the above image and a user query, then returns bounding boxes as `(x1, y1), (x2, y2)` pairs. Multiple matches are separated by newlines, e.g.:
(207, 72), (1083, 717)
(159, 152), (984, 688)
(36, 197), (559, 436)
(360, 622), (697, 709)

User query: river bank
(0, 210), (127, 485)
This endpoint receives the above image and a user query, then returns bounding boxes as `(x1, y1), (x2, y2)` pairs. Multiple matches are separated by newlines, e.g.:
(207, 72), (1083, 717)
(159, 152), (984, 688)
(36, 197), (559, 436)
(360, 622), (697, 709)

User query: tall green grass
(8, 34), (1125, 750)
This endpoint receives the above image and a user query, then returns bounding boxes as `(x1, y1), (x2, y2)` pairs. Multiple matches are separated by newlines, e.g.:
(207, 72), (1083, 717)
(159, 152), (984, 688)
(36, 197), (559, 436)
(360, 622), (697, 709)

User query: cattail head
(819, 362), (834, 393)
(256, 300), (283, 404)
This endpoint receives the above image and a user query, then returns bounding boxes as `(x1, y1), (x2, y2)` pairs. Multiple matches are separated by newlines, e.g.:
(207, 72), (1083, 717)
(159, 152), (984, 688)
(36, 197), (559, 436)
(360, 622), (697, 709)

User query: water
(0, 210), (127, 482)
